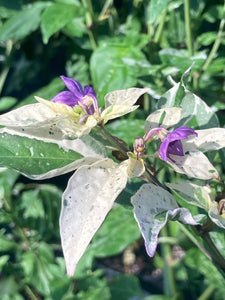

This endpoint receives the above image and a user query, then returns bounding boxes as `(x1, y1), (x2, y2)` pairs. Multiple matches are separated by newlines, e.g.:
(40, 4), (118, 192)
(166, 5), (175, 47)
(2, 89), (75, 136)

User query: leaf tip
(66, 261), (77, 277)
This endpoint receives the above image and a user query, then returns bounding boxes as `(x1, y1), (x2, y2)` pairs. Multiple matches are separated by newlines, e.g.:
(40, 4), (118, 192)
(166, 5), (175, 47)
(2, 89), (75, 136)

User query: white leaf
(105, 87), (150, 107)
(127, 157), (145, 178)
(131, 183), (197, 257)
(145, 107), (182, 132)
(184, 128), (225, 152)
(60, 159), (128, 276)
(168, 151), (219, 180)
(101, 104), (139, 123)
(166, 181), (214, 210)
(0, 103), (61, 127)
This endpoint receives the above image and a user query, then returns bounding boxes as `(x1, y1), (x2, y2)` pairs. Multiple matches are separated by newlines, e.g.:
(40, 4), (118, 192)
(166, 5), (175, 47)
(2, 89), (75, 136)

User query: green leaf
(89, 205), (140, 257)
(0, 97), (17, 112)
(109, 274), (143, 300)
(147, 0), (172, 24)
(90, 44), (149, 106)
(41, 3), (82, 44)
(60, 159), (128, 276)
(0, 2), (49, 41)
(0, 132), (83, 177)
(21, 190), (45, 218)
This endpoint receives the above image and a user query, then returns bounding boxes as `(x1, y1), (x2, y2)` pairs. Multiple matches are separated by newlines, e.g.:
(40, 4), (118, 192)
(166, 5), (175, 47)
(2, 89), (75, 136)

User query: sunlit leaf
(60, 159), (128, 276)
(167, 181), (214, 210)
(168, 151), (219, 180)
(184, 128), (225, 152)
(101, 105), (139, 123)
(145, 107), (182, 132)
(104, 88), (150, 107)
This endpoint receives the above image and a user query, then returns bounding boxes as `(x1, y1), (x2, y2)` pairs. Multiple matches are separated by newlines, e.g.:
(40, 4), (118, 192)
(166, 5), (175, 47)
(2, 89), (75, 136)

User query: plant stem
(154, 8), (167, 44)
(81, 0), (98, 50)
(197, 285), (215, 300)
(202, 7), (225, 73)
(99, 0), (113, 19)
(178, 223), (225, 272)
(203, 232), (225, 271)
(195, 2), (225, 89)
(98, 124), (129, 156)
(184, 0), (193, 56)
(0, 40), (13, 96)
(161, 226), (178, 297)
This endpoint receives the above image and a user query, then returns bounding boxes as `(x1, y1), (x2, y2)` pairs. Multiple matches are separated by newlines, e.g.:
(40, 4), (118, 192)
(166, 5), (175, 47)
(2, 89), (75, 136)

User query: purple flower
(51, 76), (98, 115)
(159, 127), (198, 163)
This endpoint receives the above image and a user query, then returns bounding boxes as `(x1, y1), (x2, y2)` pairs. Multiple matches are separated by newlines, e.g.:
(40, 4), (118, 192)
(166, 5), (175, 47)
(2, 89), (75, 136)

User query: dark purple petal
(51, 91), (78, 107)
(60, 76), (84, 98)
(84, 85), (99, 111)
(167, 140), (184, 156)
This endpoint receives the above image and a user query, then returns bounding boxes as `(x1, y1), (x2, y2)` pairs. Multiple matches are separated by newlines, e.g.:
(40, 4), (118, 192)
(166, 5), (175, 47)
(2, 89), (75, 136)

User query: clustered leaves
(0, 67), (225, 277)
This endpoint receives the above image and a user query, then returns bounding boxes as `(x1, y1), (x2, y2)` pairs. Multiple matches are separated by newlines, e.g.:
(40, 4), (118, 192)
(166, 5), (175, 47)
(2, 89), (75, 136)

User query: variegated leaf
(145, 107), (182, 132)
(101, 104), (139, 123)
(208, 203), (225, 229)
(60, 159), (128, 276)
(167, 181), (214, 210)
(131, 183), (198, 257)
(127, 157), (145, 178)
(104, 87), (150, 107)
(184, 128), (225, 152)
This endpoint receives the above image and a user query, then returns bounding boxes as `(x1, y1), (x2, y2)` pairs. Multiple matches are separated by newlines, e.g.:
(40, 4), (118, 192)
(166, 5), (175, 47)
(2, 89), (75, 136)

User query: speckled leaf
(167, 151), (219, 180)
(60, 159), (128, 276)
(0, 127), (106, 159)
(0, 132), (85, 178)
(208, 203), (225, 229)
(101, 104), (139, 123)
(184, 128), (225, 152)
(167, 181), (214, 210)
(131, 183), (198, 257)
(105, 88), (150, 107)
(145, 107), (182, 132)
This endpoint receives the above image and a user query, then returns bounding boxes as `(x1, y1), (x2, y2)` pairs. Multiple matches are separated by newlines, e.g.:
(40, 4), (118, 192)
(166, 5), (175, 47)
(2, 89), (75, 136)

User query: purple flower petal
(60, 76), (84, 99)
(159, 126), (197, 162)
(51, 91), (78, 107)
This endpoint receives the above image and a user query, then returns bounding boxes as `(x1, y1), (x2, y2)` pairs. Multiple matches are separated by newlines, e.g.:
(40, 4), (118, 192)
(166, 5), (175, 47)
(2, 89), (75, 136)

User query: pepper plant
(0, 66), (225, 278)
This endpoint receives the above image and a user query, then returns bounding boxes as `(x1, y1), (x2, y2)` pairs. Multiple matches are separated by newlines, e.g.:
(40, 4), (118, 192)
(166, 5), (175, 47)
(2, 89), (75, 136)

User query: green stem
(99, 0), (113, 19)
(195, 2), (225, 89)
(202, 7), (225, 73)
(203, 232), (225, 271)
(197, 285), (215, 300)
(161, 226), (178, 297)
(98, 124), (129, 156)
(178, 223), (225, 272)
(184, 0), (193, 56)
(0, 40), (13, 96)
(24, 285), (39, 300)
(81, 0), (98, 49)
(177, 223), (214, 261)
(154, 8), (167, 44)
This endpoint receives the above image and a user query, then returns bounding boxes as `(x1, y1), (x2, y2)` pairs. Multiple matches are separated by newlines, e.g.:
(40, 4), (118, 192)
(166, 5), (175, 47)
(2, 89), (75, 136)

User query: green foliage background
(0, 0), (225, 299)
